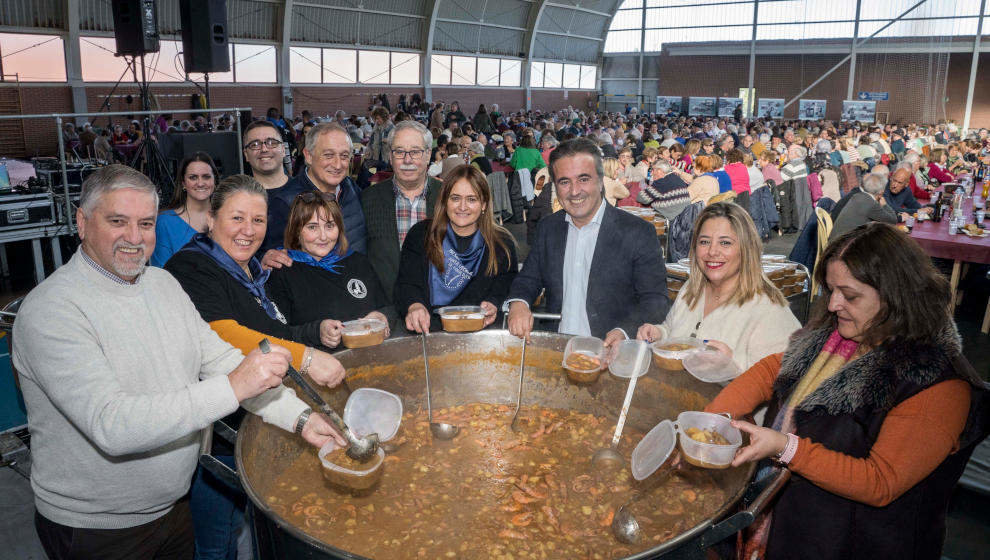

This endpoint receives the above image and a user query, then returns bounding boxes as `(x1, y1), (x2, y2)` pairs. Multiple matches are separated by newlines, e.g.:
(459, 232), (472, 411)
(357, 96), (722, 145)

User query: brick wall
(292, 86), (425, 117)
(3, 83), (598, 158)
(12, 85), (74, 157)
(431, 88), (524, 115)
(84, 84), (283, 120)
(656, 51), (990, 128)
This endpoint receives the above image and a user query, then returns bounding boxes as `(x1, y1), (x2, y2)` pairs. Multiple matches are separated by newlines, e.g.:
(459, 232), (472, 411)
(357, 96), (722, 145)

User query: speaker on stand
(180, 0), (230, 108)
(111, 0), (160, 56)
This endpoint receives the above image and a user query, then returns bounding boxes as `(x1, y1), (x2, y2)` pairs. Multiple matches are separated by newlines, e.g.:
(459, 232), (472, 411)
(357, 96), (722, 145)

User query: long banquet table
(909, 181), (990, 333)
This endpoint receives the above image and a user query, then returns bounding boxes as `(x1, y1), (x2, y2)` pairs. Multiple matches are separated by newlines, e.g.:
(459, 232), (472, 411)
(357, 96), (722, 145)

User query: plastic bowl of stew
(562, 336), (605, 383)
(675, 411), (741, 470)
(436, 306), (486, 333)
(340, 319), (387, 349)
(650, 337), (704, 371)
(318, 441), (385, 490)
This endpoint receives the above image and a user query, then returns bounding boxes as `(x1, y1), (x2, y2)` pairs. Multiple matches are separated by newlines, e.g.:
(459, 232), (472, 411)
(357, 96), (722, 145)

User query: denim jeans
(190, 455), (245, 560)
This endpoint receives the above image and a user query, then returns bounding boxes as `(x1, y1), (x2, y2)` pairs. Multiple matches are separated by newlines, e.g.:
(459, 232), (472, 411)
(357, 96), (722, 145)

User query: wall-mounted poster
(655, 96), (683, 115)
(688, 97), (717, 117)
(718, 97), (743, 118)
(842, 100), (877, 123)
(757, 98), (784, 118)
(798, 99), (826, 120)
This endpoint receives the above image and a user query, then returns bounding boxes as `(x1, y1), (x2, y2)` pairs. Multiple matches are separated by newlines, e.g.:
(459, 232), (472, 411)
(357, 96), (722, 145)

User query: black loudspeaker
(160, 132), (240, 178)
(111, 0), (160, 56)
(179, 0), (230, 74)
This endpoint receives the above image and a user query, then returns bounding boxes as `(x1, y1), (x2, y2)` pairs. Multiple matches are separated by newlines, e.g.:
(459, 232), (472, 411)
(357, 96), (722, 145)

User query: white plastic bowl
(650, 337), (704, 371)
(608, 339), (651, 379)
(675, 411), (742, 469)
(436, 305), (485, 332)
(343, 387), (403, 442)
(340, 318), (387, 348)
(631, 419), (676, 481)
(683, 349), (741, 384)
(562, 336), (605, 383)
(318, 440), (385, 490)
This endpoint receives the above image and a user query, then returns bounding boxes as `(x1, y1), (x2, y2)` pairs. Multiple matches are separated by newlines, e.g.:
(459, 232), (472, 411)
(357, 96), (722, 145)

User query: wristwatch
(294, 408), (313, 435)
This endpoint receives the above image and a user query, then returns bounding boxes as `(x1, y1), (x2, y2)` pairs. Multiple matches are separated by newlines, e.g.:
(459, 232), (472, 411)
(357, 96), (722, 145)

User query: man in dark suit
(506, 138), (670, 347)
(361, 120), (442, 301)
(260, 123), (367, 268)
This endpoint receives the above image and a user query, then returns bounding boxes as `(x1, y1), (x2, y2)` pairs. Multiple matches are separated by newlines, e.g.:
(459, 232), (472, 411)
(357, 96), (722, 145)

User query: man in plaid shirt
(361, 120), (444, 301)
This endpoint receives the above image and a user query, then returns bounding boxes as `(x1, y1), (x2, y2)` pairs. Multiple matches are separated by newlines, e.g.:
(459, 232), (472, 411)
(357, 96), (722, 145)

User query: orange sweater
(209, 319), (307, 370)
(706, 353), (971, 507)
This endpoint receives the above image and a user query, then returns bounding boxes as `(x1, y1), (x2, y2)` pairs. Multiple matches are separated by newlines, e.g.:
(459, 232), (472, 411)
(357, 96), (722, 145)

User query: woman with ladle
(395, 164), (518, 333)
(165, 175), (349, 559)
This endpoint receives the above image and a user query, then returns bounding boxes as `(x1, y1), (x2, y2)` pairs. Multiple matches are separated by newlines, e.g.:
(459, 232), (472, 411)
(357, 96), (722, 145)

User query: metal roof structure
(0, 0), (622, 63)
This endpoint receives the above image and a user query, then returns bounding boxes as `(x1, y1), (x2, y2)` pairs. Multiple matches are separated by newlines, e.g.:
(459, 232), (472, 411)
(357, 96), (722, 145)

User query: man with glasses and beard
(262, 123), (368, 267)
(242, 120), (290, 192)
(12, 165), (343, 560)
(361, 120), (443, 302)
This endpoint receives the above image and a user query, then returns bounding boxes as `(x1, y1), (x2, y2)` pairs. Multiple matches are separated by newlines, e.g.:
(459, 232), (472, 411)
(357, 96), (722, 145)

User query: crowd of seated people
(13, 94), (990, 560)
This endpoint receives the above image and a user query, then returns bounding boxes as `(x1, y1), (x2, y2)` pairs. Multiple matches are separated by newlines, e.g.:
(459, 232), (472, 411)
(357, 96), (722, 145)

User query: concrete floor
(0, 468), (45, 559)
(1, 224), (987, 559)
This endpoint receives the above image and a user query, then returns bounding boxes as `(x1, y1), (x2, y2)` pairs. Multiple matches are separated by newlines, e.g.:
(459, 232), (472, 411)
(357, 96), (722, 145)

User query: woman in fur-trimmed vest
(705, 222), (988, 560)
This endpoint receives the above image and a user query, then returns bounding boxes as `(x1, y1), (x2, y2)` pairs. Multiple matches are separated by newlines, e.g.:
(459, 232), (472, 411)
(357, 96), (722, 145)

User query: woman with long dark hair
(150, 152), (218, 267)
(395, 164), (518, 333)
(705, 222), (988, 559)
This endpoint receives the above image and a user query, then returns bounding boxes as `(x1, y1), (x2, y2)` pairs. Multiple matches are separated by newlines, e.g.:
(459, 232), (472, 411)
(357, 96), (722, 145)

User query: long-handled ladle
(509, 337), (528, 432)
(259, 339), (379, 462)
(422, 332), (460, 440)
(592, 340), (650, 469)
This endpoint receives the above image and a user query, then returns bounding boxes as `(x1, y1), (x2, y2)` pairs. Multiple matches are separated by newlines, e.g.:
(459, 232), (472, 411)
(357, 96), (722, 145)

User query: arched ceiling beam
(436, 18), (525, 32)
(280, 0), (294, 118)
(546, 3), (611, 18)
(524, 0), (549, 110)
(597, 1), (623, 61)
(293, 2), (426, 20)
(423, 0), (442, 102)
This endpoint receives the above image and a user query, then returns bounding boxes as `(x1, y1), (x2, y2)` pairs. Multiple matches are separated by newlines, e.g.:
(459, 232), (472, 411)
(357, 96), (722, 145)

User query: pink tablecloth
(910, 187), (990, 264)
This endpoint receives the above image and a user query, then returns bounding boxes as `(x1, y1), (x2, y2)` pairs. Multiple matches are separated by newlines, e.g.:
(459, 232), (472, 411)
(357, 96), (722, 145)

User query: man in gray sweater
(829, 172), (898, 241)
(12, 165), (344, 560)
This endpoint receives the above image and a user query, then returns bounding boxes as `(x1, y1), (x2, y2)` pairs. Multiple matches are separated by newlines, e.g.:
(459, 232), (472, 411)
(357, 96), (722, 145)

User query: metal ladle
(592, 341), (649, 468)
(421, 333), (460, 440)
(510, 337), (528, 432)
(339, 379), (402, 454)
(259, 339), (379, 462)
(611, 453), (683, 544)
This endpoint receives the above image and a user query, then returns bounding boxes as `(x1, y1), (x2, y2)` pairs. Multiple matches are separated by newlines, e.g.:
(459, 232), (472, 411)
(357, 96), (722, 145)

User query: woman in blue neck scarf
(268, 192), (393, 345)
(395, 164), (518, 333)
(164, 175), (348, 560)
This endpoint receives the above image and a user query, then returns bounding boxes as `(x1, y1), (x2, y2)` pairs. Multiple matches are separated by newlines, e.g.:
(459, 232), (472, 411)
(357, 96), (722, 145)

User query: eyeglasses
(243, 138), (283, 151)
(391, 149), (426, 160)
(296, 191), (336, 203)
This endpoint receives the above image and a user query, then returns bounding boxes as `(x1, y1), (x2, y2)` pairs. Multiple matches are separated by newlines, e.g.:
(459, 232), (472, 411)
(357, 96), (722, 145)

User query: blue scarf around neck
(285, 247), (352, 274)
(180, 233), (285, 323)
(427, 224), (486, 307)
